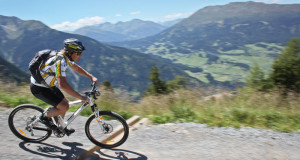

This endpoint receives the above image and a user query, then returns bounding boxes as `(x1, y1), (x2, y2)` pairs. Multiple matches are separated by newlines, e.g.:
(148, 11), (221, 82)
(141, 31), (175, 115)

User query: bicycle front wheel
(8, 104), (52, 142)
(85, 111), (129, 148)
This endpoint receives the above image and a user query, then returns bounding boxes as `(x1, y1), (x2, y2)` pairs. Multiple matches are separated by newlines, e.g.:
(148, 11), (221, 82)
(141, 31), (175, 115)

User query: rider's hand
(81, 96), (89, 103)
(91, 76), (99, 86)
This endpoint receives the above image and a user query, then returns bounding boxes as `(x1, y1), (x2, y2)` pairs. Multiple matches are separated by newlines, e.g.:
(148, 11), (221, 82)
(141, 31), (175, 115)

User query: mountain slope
(0, 55), (29, 83)
(0, 15), (193, 95)
(73, 19), (167, 42)
(111, 2), (300, 84)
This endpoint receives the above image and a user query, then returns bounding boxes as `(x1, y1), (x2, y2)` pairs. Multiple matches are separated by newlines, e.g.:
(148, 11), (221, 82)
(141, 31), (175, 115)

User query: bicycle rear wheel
(8, 104), (52, 142)
(85, 111), (129, 148)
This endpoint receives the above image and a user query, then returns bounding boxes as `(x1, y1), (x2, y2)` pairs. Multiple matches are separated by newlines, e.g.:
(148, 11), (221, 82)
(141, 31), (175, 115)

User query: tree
(245, 62), (265, 89)
(101, 80), (114, 92)
(100, 80), (115, 98)
(146, 66), (168, 95)
(270, 38), (300, 92)
(166, 76), (190, 91)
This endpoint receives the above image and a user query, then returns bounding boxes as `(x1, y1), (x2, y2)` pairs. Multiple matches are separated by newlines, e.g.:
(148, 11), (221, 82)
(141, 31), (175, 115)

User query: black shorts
(30, 83), (65, 107)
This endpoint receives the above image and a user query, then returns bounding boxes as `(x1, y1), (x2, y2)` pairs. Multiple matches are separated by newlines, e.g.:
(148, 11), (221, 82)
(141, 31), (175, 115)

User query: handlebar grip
(91, 82), (97, 91)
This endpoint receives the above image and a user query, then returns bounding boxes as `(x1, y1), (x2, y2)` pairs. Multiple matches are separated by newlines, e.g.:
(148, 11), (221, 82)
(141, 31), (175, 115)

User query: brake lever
(84, 92), (90, 96)
(96, 91), (101, 96)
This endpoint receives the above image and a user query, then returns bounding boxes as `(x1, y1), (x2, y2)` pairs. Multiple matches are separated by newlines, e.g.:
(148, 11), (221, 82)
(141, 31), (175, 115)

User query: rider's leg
(31, 84), (75, 135)
(45, 98), (69, 122)
(45, 98), (75, 135)
(30, 84), (66, 125)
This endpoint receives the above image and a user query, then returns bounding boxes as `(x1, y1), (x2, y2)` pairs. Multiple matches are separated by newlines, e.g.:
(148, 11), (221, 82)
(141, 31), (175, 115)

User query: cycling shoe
(65, 128), (75, 136)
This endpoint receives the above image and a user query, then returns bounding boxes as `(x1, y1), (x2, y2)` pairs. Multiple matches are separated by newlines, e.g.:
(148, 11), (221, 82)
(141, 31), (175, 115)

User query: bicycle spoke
(8, 105), (52, 142)
(85, 111), (129, 148)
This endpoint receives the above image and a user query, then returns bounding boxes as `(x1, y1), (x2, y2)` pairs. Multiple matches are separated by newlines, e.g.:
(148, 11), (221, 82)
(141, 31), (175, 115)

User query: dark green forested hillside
(0, 55), (29, 83)
(0, 15), (195, 95)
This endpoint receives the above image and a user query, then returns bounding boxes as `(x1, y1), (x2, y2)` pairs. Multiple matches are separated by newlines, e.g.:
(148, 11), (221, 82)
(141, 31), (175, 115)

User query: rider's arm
(57, 76), (86, 101)
(71, 64), (98, 85)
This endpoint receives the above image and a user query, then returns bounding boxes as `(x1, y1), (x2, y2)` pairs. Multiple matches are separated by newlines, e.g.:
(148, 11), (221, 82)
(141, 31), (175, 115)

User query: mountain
(0, 15), (194, 95)
(73, 19), (167, 42)
(110, 2), (300, 84)
(158, 18), (183, 27)
(0, 55), (29, 83)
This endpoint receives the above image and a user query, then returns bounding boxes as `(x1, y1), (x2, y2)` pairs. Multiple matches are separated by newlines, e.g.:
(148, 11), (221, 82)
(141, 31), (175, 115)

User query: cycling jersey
(30, 52), (74, 88)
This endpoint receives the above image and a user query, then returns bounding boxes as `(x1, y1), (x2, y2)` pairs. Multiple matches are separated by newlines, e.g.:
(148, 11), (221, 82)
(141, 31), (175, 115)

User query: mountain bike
(8, 83), (129, 149)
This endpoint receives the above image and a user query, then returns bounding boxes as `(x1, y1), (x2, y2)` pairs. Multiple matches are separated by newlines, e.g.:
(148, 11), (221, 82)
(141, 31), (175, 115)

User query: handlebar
(84, 82), (101, 99)
(91, 82), (97, 91)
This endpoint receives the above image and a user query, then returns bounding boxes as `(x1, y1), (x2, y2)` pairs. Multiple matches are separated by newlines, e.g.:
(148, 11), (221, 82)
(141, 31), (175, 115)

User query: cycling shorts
(30, 83), (65, 107)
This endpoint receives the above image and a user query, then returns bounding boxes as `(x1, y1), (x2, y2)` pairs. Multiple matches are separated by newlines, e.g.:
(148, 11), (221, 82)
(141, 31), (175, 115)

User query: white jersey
(30, 52), (75, 88)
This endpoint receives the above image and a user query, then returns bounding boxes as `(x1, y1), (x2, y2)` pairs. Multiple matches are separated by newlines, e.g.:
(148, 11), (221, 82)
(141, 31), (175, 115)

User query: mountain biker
(30, 38), (99, 135)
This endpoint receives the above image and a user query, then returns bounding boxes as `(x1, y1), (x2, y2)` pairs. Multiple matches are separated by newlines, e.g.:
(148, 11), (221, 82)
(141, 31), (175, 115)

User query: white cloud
(164, 12), (193, 19)
(50, 16), (104, 31)
(165, 13), (184, 19)
(115, 14), (122, 17)
(255, 0), (284, 3)
(130, 11), (141, 15)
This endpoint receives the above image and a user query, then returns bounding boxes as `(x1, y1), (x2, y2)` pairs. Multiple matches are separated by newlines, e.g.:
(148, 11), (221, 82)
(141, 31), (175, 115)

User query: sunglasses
(75, 51), (82, 56)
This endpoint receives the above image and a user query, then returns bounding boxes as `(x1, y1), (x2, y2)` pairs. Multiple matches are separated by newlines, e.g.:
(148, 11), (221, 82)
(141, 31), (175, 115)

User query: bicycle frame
(56, 85), (102, 131)
(56, 100), (90, 130)
(24, 100), (91, 136)
(22, 83), (104, 136)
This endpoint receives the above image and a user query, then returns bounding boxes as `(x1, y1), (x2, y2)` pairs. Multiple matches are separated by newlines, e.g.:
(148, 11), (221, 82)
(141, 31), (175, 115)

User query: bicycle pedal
(65, 128), (75, 136)
(50, 125), (58, 130)
(53, 130), (65, 138)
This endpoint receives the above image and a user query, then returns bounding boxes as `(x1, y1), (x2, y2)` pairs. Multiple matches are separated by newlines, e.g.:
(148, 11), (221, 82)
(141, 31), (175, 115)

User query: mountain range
(110, 2), (300, 84)
(1, 1), (300, 96)
(0, 15), (193, 96)
(73, 19), (172, 42)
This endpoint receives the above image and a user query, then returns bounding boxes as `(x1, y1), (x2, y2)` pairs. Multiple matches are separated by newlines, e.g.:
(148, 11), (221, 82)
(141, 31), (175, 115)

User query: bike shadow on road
(94, 148), (148, 160)
(19, 141), (148, 160)
(18, 141), (99, 160)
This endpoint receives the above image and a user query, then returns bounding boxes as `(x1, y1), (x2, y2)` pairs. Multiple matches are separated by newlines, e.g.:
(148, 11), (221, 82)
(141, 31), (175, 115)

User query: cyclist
(30, 38), (98, 135)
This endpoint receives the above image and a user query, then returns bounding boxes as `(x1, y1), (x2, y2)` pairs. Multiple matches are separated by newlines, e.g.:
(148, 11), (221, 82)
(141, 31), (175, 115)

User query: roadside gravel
(1, 106), (300, 160)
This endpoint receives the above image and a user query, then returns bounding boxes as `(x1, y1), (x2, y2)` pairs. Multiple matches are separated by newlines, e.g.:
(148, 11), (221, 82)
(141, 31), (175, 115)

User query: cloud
(255, 0), (284, 3)
(115, 14), (122, 17)
(50, 16), (104, 31)
(164, 12), (193, 19)
(165, 13), (184, 19)
(130, 11), (141, 15)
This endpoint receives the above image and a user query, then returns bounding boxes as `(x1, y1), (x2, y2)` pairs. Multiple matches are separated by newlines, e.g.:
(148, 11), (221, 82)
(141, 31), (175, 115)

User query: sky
(0, 0), (299, 31)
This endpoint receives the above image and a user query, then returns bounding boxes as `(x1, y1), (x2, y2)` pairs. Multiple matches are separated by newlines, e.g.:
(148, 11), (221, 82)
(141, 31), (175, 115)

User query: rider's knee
(56, 98), (69, 112)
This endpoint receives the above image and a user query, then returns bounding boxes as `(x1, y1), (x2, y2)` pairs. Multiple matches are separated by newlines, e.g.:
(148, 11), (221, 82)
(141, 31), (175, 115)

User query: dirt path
(1, 106), (300, 160)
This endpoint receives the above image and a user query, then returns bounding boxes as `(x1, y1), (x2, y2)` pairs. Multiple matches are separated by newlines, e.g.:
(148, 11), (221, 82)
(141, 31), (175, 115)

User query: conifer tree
(270, 38), (300, 92)
(245, 62), (265, 89)
(147, 66), (168, 95)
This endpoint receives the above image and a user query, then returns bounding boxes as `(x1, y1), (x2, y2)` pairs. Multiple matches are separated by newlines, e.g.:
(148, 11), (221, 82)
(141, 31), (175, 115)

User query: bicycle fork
(91, 104), (107, 133)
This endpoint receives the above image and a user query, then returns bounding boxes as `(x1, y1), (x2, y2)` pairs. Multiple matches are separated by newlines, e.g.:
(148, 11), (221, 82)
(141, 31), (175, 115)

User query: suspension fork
(91, 104), (105, 130)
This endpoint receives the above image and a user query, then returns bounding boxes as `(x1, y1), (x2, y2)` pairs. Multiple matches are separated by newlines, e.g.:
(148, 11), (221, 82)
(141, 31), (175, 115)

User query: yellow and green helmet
(64, 38), (86, 52)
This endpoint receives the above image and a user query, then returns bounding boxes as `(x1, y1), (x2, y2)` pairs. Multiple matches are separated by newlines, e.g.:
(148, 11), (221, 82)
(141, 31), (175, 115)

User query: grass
(143, 42), (284, 85)
(1, 81), (300, 133)
(0, 82), (47, 107)
(131, 88), (300, 133)
(185, 71), (209, 83)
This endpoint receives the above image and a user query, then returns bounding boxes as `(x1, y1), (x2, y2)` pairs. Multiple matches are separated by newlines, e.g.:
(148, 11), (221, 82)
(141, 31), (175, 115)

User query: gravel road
(1, 106), (300, 160)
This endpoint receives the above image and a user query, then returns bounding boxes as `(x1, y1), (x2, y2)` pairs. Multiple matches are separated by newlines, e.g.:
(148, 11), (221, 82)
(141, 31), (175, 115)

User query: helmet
(64, 38), (86, 52)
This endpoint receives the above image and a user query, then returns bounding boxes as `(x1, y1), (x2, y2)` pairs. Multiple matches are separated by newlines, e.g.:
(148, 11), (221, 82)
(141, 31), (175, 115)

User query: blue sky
(0, 0), (299, 31)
